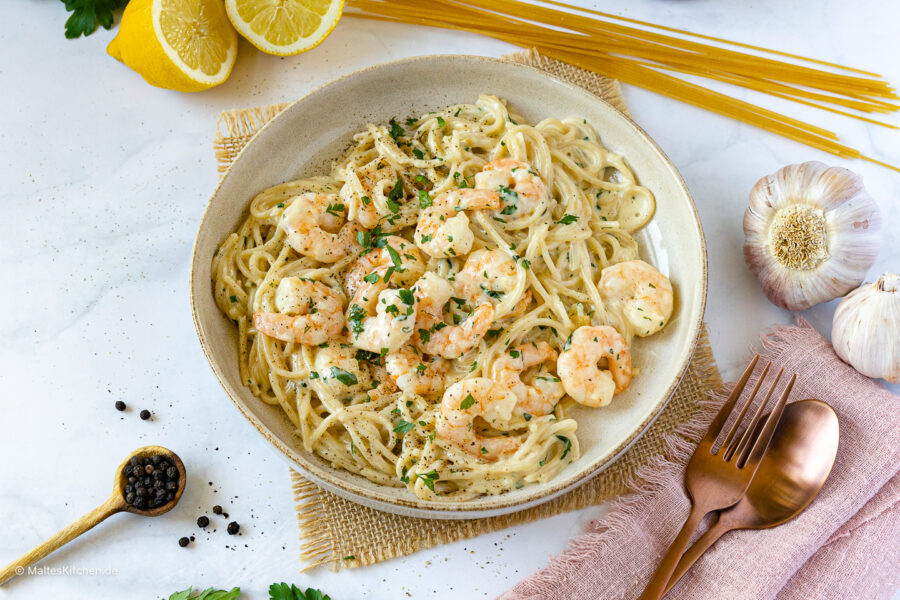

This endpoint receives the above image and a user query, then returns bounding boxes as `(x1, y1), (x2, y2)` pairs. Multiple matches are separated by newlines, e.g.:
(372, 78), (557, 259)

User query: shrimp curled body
(280, 192), (362, 263)
(599, 259), (673, 337)
(347, 279), (418, 353)
(413, 272), (494, 359)
(437, 377), (520, 460)
(252, 277), (344, 346)
(385, 344), (449, 396)
(491, 342), (565, 417)
(345, 235), (425, 298)
(415, 188), (500, 258)
(557, 325), (632, 407)
(474, 159), (547, 222)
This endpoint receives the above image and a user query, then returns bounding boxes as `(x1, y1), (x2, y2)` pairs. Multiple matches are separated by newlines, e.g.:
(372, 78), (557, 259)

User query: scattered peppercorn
(115, 400), (126, 411)
(197, 516), (210, 528)
(178, 537), (190, 548)
(212, 505), (223, 515)
(122, 453), (179, 510)
(139, 409), (151, 420)
(227, 522), (240, 535)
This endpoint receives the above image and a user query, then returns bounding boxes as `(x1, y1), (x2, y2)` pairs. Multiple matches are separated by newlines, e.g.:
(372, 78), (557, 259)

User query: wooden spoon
(663, 399), (839, 594)
(0, 445), (186, 585)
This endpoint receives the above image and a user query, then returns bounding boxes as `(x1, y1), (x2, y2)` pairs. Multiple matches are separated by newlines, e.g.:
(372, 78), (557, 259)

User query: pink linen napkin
(500, 321), (900, 600)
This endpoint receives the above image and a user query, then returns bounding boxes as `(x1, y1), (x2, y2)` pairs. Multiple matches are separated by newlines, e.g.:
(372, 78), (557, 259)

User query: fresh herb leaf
(168, 588), (241, 600)
(268, 582), (332, 600)
(417, 470), (440, 492)
(556, 435), (572, 460)
(398, 288), (415, 305)
(523, 413), (532, 421)
(388, 118), (405, 142)
(436, 116), (446, 127)
(418, 190), (432, 208)
(61, 0), (128, 39)
(459, 394), (476, 410)
(363, 272), (379, 284)
(557, 214), (578, 225)
(328, 367), (358, 386)
(325, 203), (345, 217)
(412, 148), (425, 159)
(393, 419), (416, 435)
(347, 304), (366, 336)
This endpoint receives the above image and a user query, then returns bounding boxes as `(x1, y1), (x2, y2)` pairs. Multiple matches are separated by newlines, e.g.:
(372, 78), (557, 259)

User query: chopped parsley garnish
(556, 435), (572, 460)
(388, 118), (405, 142)
(347, 304), (366, 336)
(418, 190), (432, 208)
(229, 295), (238, 303)
(417, 470), (440, 492)
(436, 116), (446, 128)
(325, 203), (345, 218)
(459, 394), (476, 410)
(563, 332), (574, 351)
(328, 367), (358, 386)
(417, 328), (431, 343)
(386, 179), (404, 212)
(363, 272), (379, 284)
(398, 288), (415, 305)
(412, 148), (425, 160)
(509, 349), (520, 358)
(420, 234), (433, 243)
(557, 214), (579, 225)
(523, 413), (532, 421)
(356, 230), (371, 248)
(393, 419), (416, 435)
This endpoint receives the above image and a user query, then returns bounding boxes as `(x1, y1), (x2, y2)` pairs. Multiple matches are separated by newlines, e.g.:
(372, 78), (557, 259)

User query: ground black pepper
(115, 400), (126, 411)
(227, 522), (240, 535)
(122, 453), (179, 510)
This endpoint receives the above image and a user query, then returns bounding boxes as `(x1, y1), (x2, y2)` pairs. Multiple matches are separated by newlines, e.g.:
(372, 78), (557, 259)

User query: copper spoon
(0, 445), (186, 585)
(663, 399), (839, 594)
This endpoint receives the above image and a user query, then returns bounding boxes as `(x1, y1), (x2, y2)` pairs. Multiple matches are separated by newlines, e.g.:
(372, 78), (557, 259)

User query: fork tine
(726, 367), (783, 461)
(702, 355), (759, 444)
(740, 373), (796, 468)
(718, 362), (770, 456)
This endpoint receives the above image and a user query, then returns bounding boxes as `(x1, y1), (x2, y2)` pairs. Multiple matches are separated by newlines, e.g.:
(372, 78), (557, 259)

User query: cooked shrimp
(385, 344), (449, 396)
(599, 259), (674, 337)
(474, 159), (547, 220)
(414, 188), (500, 258)
(412, 272), (495, 359)
(340, 160), (418, 231)
(345, 235), (425, 298)
(280, 192), (362, 263)
(314, 344), (390, 398)
(456, 248), (532, 317)
(490, 342), (565, 417)
(436, 378), (520, 460)
(346, 278), (417, 353)
(253, 277), (344, 345)
(557, 325), (632, 407)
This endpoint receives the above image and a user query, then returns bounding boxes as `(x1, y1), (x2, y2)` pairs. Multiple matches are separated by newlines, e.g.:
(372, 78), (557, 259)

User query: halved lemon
(224, 0), (345, 56)
(108, 0), (238, 92)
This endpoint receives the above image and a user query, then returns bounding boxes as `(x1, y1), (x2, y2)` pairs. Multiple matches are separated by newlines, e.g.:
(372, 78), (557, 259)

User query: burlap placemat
(213, 49), (721, 571)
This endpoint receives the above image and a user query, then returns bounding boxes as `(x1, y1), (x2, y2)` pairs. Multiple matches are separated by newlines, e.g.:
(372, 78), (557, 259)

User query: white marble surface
(1, 0), (898, 598)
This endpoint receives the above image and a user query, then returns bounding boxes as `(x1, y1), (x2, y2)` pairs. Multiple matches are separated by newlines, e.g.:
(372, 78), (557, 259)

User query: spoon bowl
(115, 445), (187, 517)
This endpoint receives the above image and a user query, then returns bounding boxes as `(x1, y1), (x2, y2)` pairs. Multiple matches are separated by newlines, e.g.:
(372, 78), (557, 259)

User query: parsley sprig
(61, 0), (128, 39)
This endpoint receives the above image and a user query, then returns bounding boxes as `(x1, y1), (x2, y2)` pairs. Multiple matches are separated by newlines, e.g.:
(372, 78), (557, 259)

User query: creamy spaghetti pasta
(212, 95), (669, 500)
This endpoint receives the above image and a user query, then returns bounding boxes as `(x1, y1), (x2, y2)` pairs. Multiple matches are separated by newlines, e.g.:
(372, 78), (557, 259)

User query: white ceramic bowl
(191, 55), (707, 519)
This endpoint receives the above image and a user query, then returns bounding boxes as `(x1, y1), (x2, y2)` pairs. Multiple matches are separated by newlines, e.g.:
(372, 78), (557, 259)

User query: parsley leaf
(168, 588), (241, 600)
(556, 435), (572, 460)
(61, 0), (127, 39)
(417, 470), (440, 492)
(459, 394), (476, 410)
(557, 214), (578, 225)
(393, 419), (416, 435)
(418, 190), (433, 208)
(398, 288), (415, 305)
(412, 148), (425, 159)
(388, 118), (405, 143)
(268, 582), (332, 600)
(327, 367), (358, 386)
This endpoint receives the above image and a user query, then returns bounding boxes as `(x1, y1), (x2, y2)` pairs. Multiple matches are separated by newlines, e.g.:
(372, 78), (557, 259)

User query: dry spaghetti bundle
(347, 0), (899, 172)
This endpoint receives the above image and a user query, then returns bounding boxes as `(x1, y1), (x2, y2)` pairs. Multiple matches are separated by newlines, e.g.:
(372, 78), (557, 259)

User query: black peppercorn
(212, 505), (223, 515)
(115, 400), (126, 411)
(166, 466), (178, 478)
(125, 492), (135, 504)
(227, 522), (240, 535)
(130, 457), (140, 467)
(166, 492), (174, 501)
(197, 516), (210, 528)
(178, 537), (190, 547)
(134, 497), (146, 509)
(139, 409), (151, 420)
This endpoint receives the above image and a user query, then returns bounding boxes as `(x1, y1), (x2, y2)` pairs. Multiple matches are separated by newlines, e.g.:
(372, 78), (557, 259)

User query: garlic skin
(832, 274), (900, 383)
(743, 161), (881, 311)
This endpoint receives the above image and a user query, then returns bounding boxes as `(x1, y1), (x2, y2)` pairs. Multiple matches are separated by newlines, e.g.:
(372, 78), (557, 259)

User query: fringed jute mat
(213, 49), (721, 571)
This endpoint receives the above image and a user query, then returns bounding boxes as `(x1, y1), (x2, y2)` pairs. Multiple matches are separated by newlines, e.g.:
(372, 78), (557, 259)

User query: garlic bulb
(832, 274), (900, 383)
(743, 161), (881, 311)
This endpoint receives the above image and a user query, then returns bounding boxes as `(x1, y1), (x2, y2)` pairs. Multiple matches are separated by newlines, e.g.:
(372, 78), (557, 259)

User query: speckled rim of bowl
(190, 54), (707, 519)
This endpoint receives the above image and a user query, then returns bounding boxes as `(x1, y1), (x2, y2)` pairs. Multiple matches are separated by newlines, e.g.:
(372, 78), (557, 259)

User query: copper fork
(638, 355), (796, 600)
